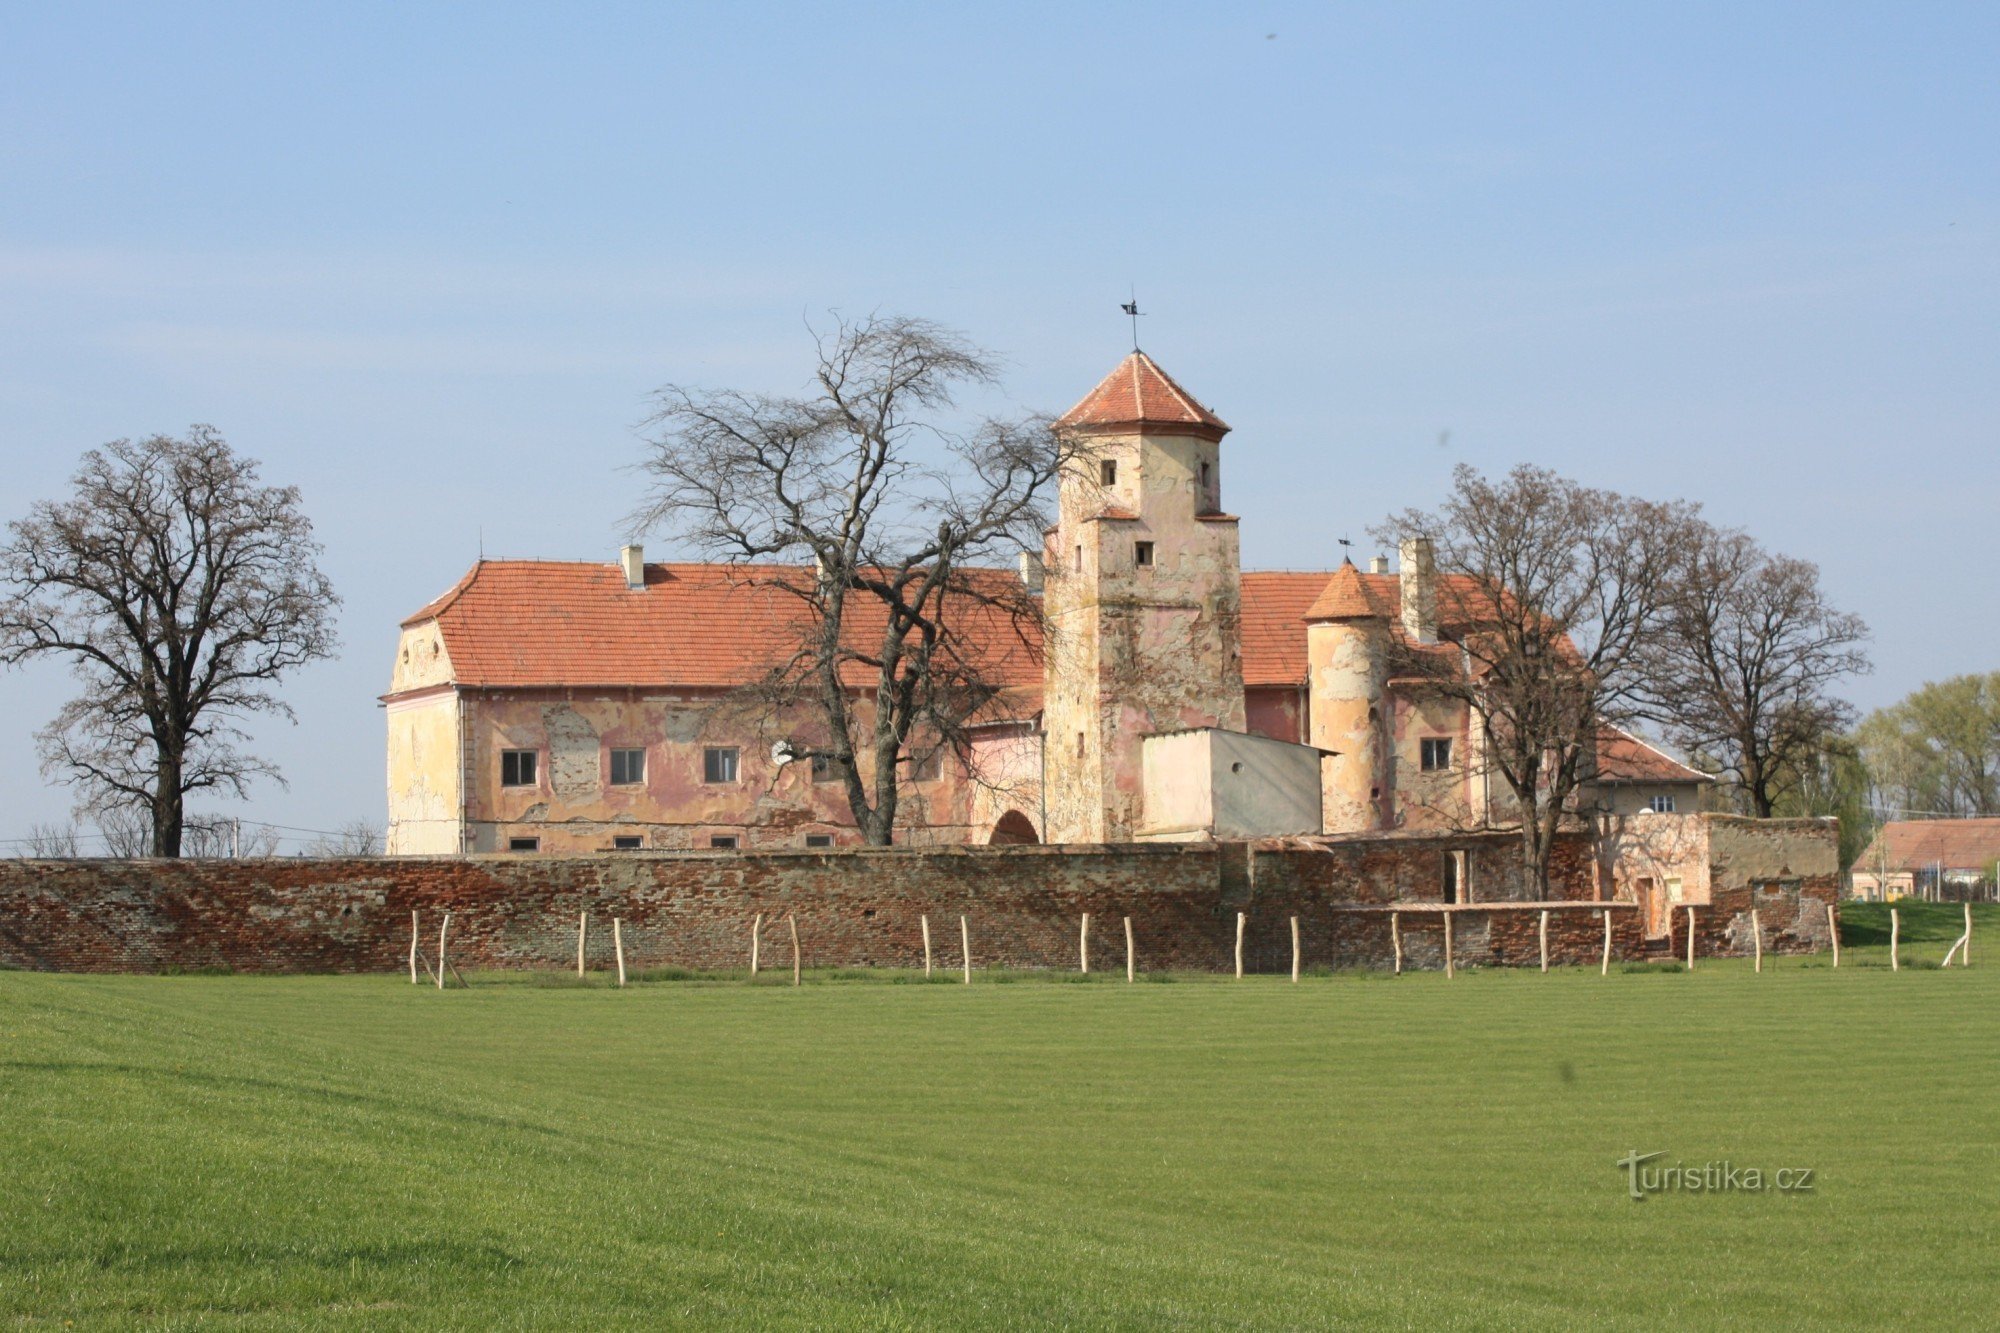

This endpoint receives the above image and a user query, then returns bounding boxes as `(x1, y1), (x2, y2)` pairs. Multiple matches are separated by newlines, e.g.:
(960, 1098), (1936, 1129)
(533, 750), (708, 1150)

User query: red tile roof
(1856, 819), (2000, 873)
(1591, 726), (1712, 785)
(1057, 351), (1230, 439)
(401, 561), (1042, 693)
(399, 561), (1531, 698)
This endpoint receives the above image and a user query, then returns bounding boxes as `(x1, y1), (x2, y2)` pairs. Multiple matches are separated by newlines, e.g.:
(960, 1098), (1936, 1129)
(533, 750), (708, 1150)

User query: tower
(1304, 561), (1389, 833)
(1042, 352), (1246, 842)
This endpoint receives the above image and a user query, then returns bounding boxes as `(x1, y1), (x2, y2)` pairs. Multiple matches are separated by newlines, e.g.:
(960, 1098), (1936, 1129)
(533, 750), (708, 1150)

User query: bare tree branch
(632, 316), (1079, 844)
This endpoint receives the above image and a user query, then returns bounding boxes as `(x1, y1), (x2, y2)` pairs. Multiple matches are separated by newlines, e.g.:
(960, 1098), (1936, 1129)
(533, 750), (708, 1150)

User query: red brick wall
(0, 829), (1798, 976)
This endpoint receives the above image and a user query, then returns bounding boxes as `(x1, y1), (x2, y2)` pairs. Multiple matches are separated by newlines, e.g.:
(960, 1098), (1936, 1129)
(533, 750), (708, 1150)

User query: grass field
(3, 907), (1996, 1328)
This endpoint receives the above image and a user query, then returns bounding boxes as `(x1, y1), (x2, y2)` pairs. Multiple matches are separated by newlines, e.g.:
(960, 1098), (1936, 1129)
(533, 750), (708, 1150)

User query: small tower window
(1073, 545), (1082, 572)
(1200, 460), (1211, 489)
(1134, 541), (1154, 567)
(1100, 459), (1118, 487)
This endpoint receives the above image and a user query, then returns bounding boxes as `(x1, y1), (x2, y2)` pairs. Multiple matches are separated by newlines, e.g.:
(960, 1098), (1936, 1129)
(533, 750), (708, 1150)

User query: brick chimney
(619, 543), (645, 590)
(1399, 536), (1436, 644)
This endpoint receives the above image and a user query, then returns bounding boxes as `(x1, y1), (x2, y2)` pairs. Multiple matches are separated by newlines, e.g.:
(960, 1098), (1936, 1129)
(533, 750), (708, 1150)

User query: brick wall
(0, 827), (1824, 976)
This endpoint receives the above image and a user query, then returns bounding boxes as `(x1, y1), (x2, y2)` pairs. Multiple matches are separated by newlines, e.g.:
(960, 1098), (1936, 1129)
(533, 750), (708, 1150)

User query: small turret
(1304, 561), (1389, 833)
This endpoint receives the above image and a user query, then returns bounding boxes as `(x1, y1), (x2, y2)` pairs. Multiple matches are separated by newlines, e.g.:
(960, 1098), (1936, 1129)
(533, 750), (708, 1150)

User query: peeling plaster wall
(384, 692), (462, 855)
(448, 688), (1015, 853)
(1387, 690), (1475, 831)
(1244, 686), (1305, 744)
(1042, 428), (1246, 843)
(1308, 621), (1385, 834)
(1600, 811), (1712, 937)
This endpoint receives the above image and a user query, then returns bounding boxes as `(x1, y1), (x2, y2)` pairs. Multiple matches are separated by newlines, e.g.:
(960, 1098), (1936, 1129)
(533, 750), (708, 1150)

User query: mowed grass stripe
(1, 953), (1995, 1328)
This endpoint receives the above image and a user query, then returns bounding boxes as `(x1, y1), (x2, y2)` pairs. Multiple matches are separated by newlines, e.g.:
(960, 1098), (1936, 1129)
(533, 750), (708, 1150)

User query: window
(609, 748), (646, 786)
(811, 753), (843, 784)
(612, 835), (643, 850)
(508, 837), (539, 853)
(501, 750), (537, 787)
(805, 834), (834, 849)
(1100, 459), (1118, 486)
(1073, 544), (1082, 572)
(1649, 794), (1677, 814)
(908, 748), (942, 782)
(1666, 876), (1684, 903)
(1134, 541), (1154, 568)
(709, 835), (739, 849)
(1420, 738), (1453, 772)
(1200, 460), (1211, 489)
(703, 747), (740, 783)
(1076, 731), (1086, 758)
(1440, 850), (1461, 903)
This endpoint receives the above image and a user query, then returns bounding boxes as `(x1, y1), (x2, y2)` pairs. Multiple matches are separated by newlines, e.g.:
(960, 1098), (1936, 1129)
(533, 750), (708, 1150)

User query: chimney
(1369, 555), (1390, 575)
(1399, 536), (1436, 644)
(619, 543), (645, 590)
(1018, 550), (1045, 593)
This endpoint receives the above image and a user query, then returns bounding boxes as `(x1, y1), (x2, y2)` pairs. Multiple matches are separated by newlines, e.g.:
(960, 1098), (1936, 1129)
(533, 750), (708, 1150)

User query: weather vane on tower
(1121, 289), (1143, 353)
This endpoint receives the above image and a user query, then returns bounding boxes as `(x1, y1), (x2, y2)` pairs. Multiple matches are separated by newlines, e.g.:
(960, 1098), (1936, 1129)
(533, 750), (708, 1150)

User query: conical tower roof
(1057, 351), (1230, 440)
(1303, 560), (1392, 622)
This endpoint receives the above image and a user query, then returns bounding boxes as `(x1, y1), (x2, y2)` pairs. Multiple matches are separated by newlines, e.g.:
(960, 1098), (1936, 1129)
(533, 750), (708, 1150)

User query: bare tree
(18, 822), (81, 858)
(0, 428), (340, 856)
(95, 808), (152, 858)
(634, 316), (1074, 845)
(1639, 527), (1869, 816)
(306, 819), (383, 856)
(1380, 464), (1701, 893)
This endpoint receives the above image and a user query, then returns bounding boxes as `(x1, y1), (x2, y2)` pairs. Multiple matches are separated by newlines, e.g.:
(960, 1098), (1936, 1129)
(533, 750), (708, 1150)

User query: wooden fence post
(1538, 909), (1550, 973)
(1443, 909), (1455, 979)
(1943, 903), (1972, 969)
(1685, 906), (1696, 971)
(1124, 915), (1135, 983)
(1290, 915), (1301, 983)
(1234, 911), (1246, 979)
(613, 918), (626, 988)
(1391, 911), (1402, 974)
(1752, 909), (1763, 973)
(1827, 902), (1840, 968)
(409, 910), (419, 985)
(436, 912), (450, 991)
(922, 914), (933, 978)
(789, 913), (801, 987)
(1080, 912), (1090, 974)
(750, 912), (762, 976)
(1890, 907), (1900, 972)
(960, 915), (971, 985)
(577, 911), (588, 978)
(1600, 909), (1613, 976)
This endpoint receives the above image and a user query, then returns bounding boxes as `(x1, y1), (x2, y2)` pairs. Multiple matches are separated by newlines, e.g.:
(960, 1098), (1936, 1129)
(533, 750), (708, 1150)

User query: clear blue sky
(2, 2), (1995, 847)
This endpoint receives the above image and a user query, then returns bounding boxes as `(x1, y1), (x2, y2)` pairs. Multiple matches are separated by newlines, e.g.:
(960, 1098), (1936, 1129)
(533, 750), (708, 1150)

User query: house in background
(1850, 819), (2000, 902)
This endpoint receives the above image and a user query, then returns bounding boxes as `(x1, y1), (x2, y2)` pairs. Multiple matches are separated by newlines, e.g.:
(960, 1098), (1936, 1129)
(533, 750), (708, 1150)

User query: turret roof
(1302, 561), (1392, 621)
(1056, 351), (1230, 438)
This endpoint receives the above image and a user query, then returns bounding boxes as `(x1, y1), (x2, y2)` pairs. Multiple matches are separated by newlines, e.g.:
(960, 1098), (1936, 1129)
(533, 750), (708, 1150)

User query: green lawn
(2, 951), (1995, 1328)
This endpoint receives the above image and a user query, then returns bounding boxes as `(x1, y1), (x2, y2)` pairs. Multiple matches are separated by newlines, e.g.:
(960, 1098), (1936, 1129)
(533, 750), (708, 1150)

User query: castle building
(385, 350), (1707, 872)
